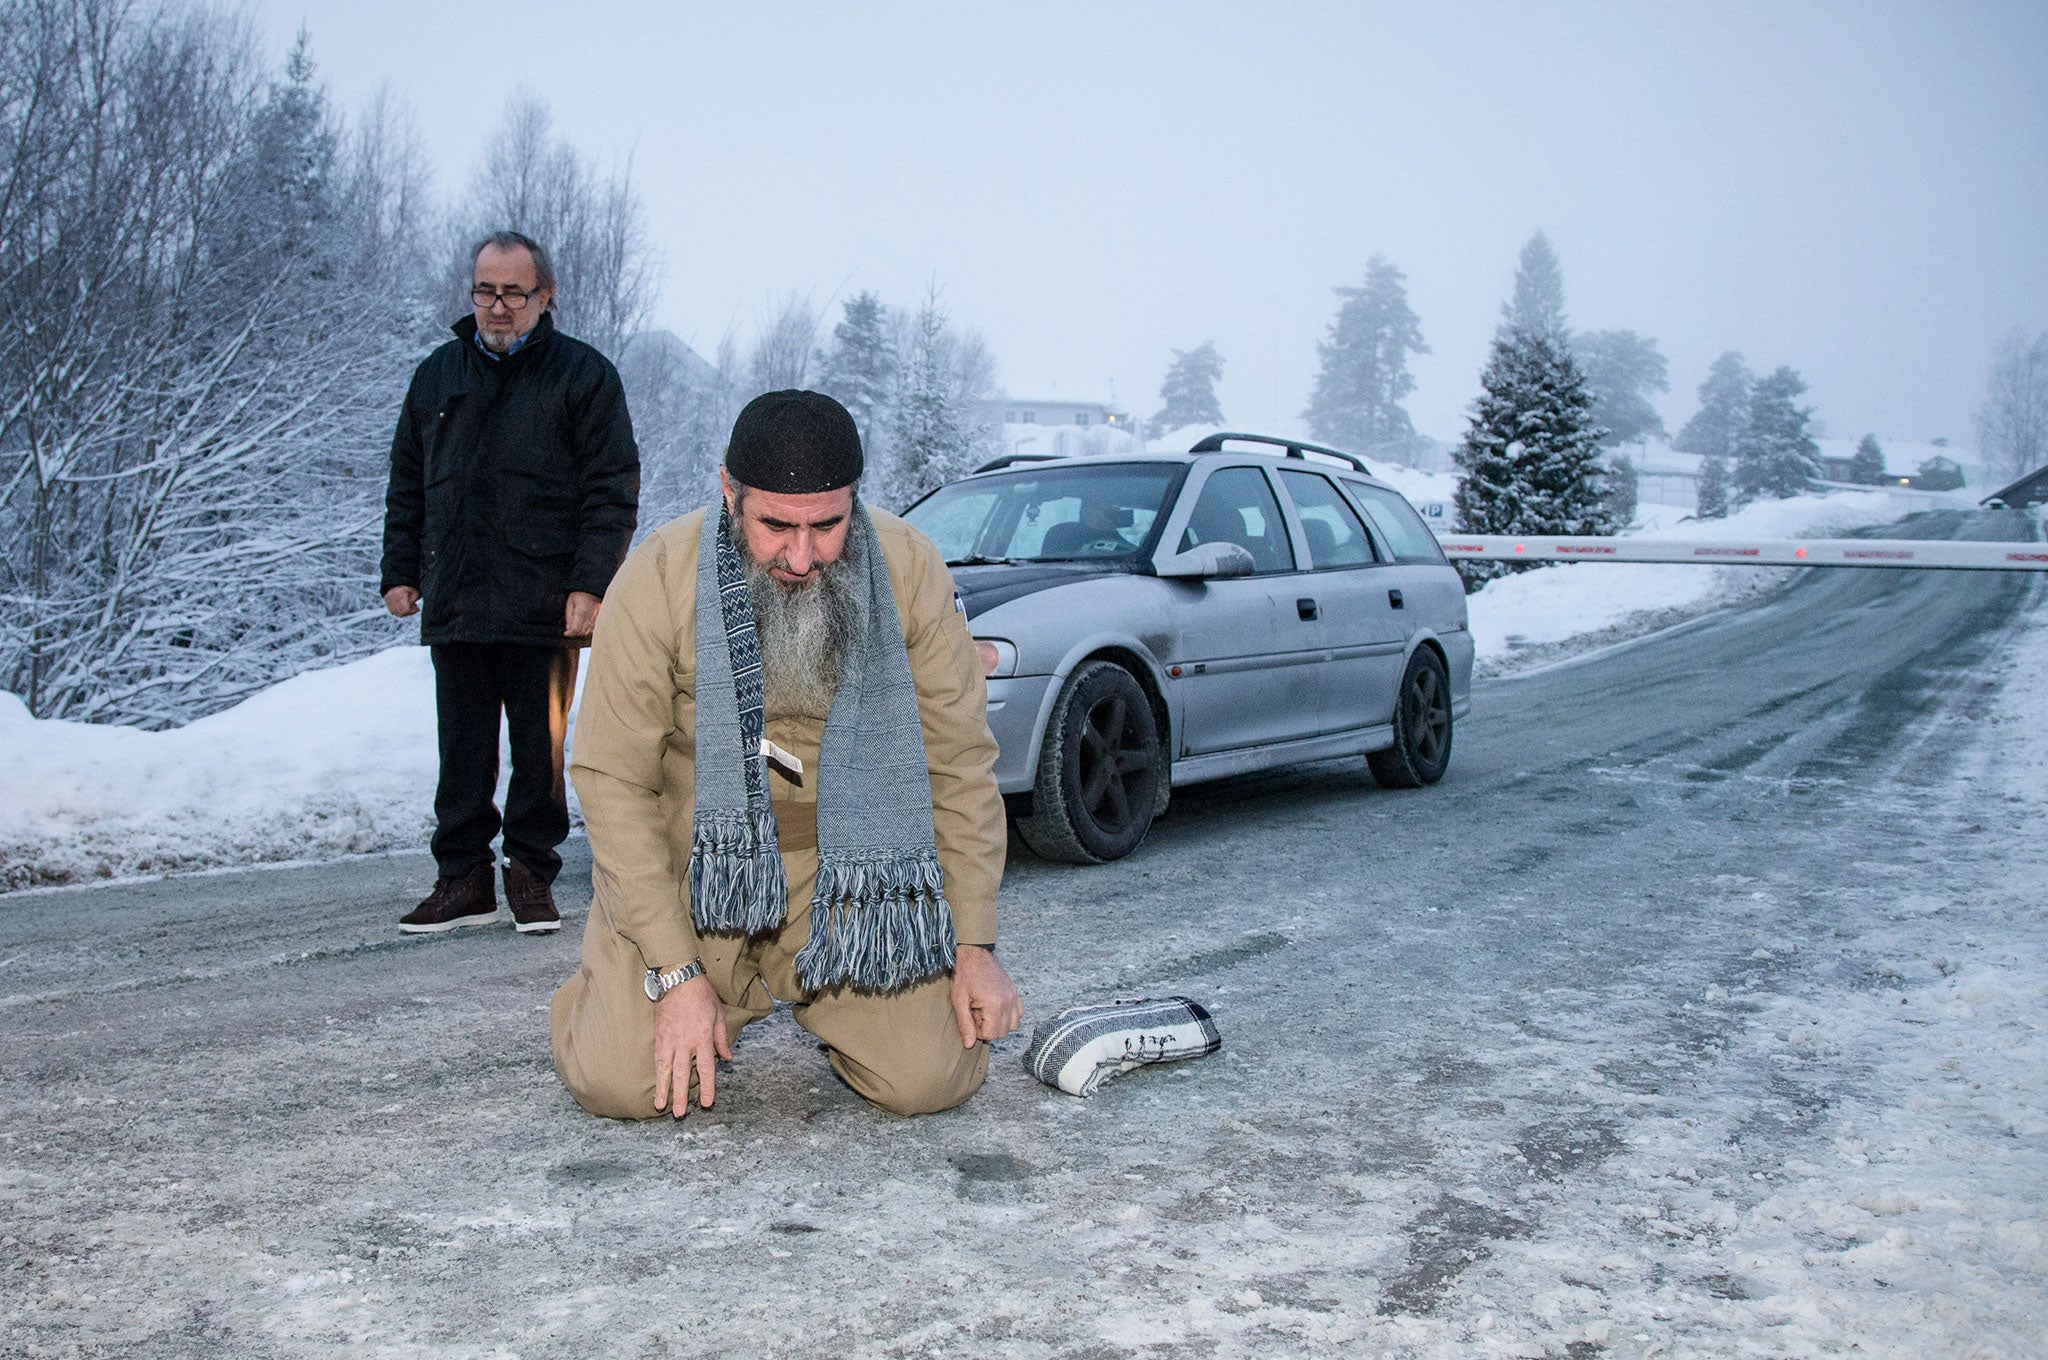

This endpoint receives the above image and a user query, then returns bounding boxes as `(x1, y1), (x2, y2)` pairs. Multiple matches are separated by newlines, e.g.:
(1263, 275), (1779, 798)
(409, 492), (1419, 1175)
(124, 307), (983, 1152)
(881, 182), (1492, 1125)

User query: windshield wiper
(945, 554), (1018, 566)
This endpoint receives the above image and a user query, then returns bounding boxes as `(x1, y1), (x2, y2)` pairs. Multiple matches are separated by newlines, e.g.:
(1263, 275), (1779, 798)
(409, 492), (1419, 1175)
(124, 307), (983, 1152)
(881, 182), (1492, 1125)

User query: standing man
(552, 390), (1022, 1118)
(381, 231), (639, 936)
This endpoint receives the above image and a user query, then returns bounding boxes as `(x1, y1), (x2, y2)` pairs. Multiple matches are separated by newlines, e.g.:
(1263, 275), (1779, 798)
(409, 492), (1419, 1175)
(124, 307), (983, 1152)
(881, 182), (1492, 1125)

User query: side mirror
(1156, 541), (1256, 579)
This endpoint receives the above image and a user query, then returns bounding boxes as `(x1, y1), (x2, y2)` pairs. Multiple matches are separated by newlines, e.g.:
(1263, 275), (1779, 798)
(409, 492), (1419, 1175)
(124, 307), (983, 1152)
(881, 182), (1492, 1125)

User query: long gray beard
(742, 524), (863, 721)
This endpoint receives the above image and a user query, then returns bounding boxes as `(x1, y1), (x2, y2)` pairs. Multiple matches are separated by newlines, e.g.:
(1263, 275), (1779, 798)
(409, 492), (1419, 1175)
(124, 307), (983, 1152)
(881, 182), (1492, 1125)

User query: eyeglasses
(472, 286), (540, 310)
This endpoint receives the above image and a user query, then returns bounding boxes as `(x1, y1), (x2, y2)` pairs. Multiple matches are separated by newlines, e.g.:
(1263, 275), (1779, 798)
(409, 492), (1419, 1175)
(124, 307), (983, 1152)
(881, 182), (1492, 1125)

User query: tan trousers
(551, 844), (990, 1119)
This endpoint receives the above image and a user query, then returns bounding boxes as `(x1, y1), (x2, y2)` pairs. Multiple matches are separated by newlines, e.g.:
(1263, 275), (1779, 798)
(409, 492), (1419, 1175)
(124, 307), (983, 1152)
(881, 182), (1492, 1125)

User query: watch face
(644, 970), (662, 1002)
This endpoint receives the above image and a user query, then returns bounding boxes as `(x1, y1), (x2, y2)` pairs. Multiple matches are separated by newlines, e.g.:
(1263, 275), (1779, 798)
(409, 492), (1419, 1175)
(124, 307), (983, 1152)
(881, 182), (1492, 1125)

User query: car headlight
(974, 638), (1018, 678)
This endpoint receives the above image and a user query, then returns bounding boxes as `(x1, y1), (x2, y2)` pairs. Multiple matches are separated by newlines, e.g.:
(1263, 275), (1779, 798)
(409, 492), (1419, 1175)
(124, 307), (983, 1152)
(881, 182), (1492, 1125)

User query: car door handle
(1296, 597), (1319, 621)
(1388, 589), (1404, 609)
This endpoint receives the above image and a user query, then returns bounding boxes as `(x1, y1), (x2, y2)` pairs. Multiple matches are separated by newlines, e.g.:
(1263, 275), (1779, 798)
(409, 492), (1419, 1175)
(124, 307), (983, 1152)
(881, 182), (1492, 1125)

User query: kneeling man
(552, 390), (1022, 1118)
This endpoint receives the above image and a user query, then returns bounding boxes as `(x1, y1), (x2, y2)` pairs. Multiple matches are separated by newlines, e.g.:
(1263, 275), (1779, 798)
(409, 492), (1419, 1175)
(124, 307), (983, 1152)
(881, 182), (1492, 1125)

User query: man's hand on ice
(383, 586), (419, 618)
(950, 945), (1023, 1049)
(652, 975), (730, 1117)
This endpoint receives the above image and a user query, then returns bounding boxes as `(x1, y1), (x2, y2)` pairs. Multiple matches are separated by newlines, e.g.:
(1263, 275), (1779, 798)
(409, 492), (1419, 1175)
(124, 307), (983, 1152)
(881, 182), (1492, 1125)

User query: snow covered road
(3, 508), (2044, 1358)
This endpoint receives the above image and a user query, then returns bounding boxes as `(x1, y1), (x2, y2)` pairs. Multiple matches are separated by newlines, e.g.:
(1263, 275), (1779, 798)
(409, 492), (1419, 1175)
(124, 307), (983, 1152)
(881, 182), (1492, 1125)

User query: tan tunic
(550, 505), (1004, 1118)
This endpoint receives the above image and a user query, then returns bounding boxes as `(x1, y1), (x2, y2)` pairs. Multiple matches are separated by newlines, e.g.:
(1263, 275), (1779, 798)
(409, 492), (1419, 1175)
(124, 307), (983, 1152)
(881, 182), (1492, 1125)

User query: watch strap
(644, 958), (705, 1001)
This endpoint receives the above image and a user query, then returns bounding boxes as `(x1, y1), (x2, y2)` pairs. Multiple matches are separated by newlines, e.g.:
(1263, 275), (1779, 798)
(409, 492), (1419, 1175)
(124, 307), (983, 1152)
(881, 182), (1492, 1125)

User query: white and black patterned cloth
(1021, 996), (1222, 1097)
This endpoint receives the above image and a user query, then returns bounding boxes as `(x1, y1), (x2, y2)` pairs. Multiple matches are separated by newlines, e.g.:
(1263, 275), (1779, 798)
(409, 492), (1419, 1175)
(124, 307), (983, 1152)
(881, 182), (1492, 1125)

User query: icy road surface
(4, 509), (2044, 1358)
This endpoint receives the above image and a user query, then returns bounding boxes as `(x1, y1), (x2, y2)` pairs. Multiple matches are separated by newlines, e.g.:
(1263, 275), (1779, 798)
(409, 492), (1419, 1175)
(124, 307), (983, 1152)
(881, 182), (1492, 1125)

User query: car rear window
(1345, 482), (1444, 562)
(1279, 470), (1375, 568)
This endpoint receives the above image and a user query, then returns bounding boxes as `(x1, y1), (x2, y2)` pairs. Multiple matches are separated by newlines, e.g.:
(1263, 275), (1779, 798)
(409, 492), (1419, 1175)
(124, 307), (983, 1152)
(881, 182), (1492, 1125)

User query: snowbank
(0, 648), (444, 890)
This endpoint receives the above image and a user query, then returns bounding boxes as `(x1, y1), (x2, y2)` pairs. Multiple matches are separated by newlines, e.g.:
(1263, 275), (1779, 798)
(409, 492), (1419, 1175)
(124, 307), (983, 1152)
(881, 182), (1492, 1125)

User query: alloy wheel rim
(1077, 693), (1154, 833)
(1409, 668), (1450, 764)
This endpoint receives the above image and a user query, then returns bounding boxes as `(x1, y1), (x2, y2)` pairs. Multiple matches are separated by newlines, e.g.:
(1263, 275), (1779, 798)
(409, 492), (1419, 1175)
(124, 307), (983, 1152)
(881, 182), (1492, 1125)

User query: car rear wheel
(1367, 647), (1453, 789)
(1016, 660), (1162, 864)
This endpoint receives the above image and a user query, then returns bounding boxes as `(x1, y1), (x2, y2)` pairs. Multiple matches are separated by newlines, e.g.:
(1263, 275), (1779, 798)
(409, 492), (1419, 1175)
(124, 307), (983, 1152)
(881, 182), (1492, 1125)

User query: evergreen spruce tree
(1148, 341), (1225, 438)
(1695, 456), (1731, 519)
(1673, 351), (1752, 462)
(1603, 453), (1640, 527)
(1302, 255), (1429, 449)
(1500, 231), (1567, 339)
(254, 34), (339, 253)
(1574, 330), (1669, 447)
(1848, 433), (1887, 485)
(814, 291), (897, 449)
(1452, 326), (1613, 587)
(1731, 366), (1822, 502)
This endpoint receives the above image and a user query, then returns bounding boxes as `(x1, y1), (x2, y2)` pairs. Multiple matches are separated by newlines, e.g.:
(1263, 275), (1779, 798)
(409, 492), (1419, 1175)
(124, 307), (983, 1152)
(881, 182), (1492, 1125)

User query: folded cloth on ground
(1022, 996), (1222, 1097)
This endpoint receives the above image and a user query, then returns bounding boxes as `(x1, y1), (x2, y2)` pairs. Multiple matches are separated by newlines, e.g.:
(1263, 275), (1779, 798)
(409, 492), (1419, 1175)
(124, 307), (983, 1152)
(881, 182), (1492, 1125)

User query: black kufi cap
(724, 389), (864, 494)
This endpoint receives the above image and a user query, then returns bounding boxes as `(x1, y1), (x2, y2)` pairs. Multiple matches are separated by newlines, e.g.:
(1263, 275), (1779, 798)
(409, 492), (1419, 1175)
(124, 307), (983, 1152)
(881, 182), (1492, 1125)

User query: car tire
(1016, 660), (1163, 864)
(1367, 647), (1453, 789)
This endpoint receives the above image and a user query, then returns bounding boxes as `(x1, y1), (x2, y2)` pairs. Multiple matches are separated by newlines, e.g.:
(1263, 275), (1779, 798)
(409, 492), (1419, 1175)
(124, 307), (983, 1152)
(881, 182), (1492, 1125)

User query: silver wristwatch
(644, 958), (705, 1002)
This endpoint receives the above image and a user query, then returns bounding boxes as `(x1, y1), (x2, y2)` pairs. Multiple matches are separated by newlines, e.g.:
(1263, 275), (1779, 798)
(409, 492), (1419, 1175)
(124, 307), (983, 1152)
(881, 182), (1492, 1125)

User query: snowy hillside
(0, 486), (1953, 891)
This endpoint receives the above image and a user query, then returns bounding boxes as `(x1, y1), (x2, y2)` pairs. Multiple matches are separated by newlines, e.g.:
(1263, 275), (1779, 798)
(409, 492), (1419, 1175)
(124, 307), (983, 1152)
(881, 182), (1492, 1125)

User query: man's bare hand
(949, 945), (1023, 1049)
(652, 975), (730, 1117)
(565, 590), (601, 638)
(383, 586), (420, 618)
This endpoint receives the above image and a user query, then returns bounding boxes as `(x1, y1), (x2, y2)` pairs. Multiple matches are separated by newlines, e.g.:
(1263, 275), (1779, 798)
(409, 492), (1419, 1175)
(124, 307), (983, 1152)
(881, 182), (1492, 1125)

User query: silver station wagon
(901, 433), (1474, 863)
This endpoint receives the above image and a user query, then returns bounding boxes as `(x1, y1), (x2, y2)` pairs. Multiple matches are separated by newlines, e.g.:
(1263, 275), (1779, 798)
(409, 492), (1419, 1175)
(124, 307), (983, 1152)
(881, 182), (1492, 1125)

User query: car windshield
(903, 463), (1184, 564)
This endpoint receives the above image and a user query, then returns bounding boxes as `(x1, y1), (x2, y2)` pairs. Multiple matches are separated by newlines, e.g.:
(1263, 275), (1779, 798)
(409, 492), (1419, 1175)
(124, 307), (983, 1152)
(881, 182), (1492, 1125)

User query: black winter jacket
(380, 313), (640, 646)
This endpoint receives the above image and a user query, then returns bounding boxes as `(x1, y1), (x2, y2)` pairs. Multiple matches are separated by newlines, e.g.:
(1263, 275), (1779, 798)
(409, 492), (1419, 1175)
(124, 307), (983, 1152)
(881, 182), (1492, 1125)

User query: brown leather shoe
(398, 862), (500, 934)
(503, 858), (562, 934)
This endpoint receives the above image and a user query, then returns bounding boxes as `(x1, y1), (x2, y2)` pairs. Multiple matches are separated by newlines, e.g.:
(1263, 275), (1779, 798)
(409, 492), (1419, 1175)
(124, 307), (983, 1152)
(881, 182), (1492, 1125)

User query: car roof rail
(973, 452), (1068, 474)
(1188, 431), (1372, 475)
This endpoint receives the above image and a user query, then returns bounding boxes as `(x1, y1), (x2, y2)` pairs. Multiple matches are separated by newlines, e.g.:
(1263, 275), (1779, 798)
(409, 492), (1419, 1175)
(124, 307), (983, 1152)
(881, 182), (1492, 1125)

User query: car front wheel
(1016, 660), (1163, 864)
(1367, 647), (1453, 789)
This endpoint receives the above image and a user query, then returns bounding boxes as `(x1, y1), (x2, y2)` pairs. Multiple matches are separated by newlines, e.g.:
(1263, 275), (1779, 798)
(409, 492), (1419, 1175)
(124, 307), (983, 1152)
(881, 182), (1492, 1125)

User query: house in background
(979, 395), (1142, 464)
(982, 396), (1133, 431)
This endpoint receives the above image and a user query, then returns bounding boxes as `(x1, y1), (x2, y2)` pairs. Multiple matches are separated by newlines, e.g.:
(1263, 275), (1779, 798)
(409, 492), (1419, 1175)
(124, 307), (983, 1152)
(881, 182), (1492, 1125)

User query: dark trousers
(430, 643), (580, 885)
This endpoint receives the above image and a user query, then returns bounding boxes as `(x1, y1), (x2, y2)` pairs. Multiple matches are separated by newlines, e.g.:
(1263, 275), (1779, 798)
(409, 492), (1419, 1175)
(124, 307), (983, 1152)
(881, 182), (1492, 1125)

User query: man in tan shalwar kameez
(551, 389), (1022, 1119)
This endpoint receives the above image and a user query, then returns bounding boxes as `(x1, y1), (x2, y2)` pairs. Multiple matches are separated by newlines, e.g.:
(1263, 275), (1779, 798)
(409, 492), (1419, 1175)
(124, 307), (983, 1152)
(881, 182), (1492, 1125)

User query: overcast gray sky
(251, 1), (2047, 451)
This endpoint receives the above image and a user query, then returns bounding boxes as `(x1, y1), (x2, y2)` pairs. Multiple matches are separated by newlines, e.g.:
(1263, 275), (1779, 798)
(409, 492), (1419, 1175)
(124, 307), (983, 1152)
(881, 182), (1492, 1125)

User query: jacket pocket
(424, 394), (468, 487)
(505, 523), (578, 558)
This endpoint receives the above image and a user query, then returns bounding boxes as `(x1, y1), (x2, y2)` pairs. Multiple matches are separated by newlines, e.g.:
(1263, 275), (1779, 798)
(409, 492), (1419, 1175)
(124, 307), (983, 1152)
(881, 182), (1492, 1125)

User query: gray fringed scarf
(688, 501), (957, 993)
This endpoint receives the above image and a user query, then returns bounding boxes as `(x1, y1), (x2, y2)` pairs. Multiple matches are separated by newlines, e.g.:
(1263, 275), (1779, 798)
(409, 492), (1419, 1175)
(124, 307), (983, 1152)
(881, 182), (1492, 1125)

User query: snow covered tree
(1148, 341), (1225, 438)
(1500, 231), (1567, 340)
(459, 92), (659, 356)
(1848, 434), (1887, 485)
(620, 331), (733, 527)
(1913, 455), (1965, 491)
(1695, 456), (1730, 519)
(815, 291), (898, 448)
(1603, 454), (1640, 527)
(1731, 367), (1822, 503)
(1452, 325), (1612, 586)
(0, 14), (434, 725)
(1674, 351), (1752, 463)
(1574, 330), (1669, 447)
(0, 11), (650, 727)
(744, 293), (820, 395)
(223, 32), (343, 277)
(1303, 256), (1429, 450)
(881, 289), (993, 509)
(1975, 329), (2048, 483)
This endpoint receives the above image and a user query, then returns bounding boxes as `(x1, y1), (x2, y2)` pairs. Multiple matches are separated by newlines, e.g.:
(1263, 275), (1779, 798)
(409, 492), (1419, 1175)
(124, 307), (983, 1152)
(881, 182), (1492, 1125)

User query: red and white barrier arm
(1433, 535), (2048, 571)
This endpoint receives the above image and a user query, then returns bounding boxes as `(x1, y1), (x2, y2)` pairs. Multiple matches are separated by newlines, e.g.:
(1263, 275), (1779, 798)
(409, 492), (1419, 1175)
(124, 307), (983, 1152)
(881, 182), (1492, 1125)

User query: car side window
(1178, 467), (1295, 573)
(1278, 470), (1375, 568)
(1346, 482), (1444, 562)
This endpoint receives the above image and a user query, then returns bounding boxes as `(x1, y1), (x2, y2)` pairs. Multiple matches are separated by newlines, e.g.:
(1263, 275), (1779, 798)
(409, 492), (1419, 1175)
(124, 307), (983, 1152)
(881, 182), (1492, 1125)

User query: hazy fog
(249, 1), (2048, 448)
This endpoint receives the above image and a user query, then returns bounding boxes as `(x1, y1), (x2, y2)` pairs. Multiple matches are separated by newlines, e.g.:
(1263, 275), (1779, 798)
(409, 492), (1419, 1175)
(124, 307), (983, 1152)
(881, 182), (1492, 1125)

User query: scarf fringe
(688, 807), (789, 936)
(796, 851), (957, 994)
